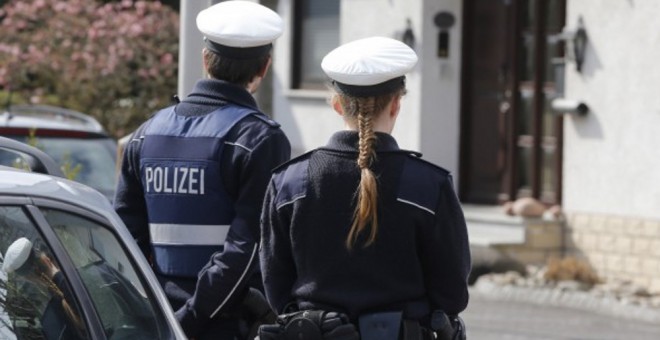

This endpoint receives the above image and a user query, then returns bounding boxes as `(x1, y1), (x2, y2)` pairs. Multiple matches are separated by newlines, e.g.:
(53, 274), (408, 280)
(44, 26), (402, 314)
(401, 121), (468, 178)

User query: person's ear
(332, 96), (344, 116)
(202, 49), (211, 78)
(390, 95), (401, 118)
(258, 56), (272, 78)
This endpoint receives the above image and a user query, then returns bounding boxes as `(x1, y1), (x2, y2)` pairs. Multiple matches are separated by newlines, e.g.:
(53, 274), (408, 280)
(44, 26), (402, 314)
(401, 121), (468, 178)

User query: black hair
(203, 49), (271, 88)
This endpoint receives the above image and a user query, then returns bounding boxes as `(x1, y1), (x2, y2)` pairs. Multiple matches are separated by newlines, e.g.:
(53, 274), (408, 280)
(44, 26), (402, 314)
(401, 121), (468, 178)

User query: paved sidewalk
(463, 286), (660, 340)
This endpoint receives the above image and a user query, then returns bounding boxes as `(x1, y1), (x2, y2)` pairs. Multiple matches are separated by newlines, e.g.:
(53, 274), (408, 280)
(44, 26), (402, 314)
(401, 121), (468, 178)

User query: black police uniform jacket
(114, 79), (291, 336)
(260, 131), (470, 321)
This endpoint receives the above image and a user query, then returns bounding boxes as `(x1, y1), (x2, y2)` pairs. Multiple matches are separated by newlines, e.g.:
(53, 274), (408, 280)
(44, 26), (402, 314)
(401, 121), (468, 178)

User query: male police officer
(113, 1), (291, 339)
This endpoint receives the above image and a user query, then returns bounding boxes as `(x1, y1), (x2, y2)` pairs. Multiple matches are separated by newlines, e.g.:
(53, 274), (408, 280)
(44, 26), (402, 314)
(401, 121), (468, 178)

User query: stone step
(462, 204), (527, 246)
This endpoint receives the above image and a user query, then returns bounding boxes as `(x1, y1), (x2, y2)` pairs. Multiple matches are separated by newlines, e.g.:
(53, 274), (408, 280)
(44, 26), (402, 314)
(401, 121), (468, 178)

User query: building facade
(179, 0), (660, 293)
(561, 0), (660, 293)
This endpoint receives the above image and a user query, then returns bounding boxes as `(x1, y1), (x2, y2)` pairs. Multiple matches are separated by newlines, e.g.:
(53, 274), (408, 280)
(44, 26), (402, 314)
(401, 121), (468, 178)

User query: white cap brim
(321, 37), (418, 86)
(197, 1), (284, 48)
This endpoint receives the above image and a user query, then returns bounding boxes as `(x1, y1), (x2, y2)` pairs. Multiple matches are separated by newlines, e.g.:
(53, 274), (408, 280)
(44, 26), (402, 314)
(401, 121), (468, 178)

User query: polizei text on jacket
(144, 166), (206, 194)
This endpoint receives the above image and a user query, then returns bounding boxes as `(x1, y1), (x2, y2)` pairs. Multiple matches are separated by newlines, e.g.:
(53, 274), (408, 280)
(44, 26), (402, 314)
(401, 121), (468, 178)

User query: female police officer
(259, 37), (470, 340)
(3, 238), (85, 340)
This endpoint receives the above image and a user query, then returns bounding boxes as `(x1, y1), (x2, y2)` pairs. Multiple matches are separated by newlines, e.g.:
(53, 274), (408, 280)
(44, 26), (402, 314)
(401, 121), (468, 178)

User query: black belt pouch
(358, 311), (402, 340)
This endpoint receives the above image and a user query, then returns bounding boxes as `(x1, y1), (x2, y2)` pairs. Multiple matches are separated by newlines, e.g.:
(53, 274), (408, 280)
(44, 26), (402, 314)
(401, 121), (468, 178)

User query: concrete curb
(471, 280), (660, 324)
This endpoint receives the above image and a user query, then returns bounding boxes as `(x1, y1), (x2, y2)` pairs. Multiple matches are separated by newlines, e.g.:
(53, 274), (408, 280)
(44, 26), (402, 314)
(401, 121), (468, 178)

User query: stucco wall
(563, 0), (660, 220)
(178, 0), (213, 98)
(340, 0), (423, 154)
(418, 0), (463, 181)
(272, 0), (464, 178)
(272, 0), (341, 156)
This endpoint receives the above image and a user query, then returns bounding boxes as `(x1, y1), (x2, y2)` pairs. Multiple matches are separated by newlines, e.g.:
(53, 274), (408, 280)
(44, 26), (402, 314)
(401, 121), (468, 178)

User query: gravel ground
(472, 269), (660, 324)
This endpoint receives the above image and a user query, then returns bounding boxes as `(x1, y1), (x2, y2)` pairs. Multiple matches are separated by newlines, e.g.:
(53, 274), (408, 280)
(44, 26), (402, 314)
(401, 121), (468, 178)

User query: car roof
(0, 166), (114, 216)
(0, 104), (106, 133)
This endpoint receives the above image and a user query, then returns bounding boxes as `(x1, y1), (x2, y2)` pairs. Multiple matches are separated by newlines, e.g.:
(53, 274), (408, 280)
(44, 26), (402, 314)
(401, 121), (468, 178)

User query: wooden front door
(460, 0), (566, 205)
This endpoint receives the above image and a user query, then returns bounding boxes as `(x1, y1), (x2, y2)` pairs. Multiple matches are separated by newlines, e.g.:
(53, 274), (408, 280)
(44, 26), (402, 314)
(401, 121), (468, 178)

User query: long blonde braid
(335, 85), (406, 249)
(346, 96), (379, 249)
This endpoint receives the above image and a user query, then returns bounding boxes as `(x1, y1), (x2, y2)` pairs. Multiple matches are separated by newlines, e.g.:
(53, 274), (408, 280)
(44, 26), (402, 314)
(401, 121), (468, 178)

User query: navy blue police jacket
(114, 79), (291, 336)
(260, 131), (470, 321)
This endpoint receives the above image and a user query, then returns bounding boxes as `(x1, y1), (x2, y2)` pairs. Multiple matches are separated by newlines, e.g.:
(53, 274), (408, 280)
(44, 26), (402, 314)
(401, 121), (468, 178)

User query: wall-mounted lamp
(433, 11), (455, 58)
(560, 16), (588, 72)
(551, 98), (589, 116)
(550, 18), (588, 116)
(572, 17), (588, 72)
(401, 18), (415, 49)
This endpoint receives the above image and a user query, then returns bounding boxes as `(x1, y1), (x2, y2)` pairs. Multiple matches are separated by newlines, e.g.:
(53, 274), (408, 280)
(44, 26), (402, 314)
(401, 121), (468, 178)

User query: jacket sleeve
(421, 175), (471, 315)
(259, 176), (297, 314)
(175, 129), (291, 337)
(113, 131), (151, 258)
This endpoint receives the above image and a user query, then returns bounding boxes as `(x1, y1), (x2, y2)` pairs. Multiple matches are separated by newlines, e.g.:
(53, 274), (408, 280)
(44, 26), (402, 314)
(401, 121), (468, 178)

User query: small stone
(502, 201), (515, 216)
(511, 197), (546, 217)
(470, 261), (660, 316)
(650, 296), (660, 308)
(543, 205), (563, 220)
(556, 280), (586, 291)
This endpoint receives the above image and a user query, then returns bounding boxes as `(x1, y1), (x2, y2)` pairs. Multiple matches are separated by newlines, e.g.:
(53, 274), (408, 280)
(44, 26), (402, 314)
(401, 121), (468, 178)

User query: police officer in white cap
(259, 37), (470, 340)
(3, 238), (85, 340)
(113, 1), (291, 339)
(2, 237), (34, 274)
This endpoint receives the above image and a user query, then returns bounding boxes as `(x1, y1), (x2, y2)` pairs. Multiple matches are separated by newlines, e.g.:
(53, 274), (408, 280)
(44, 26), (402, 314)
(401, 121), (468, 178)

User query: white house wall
(418, 0), (463, 181)
(340, 0), (423, 154)
(563, 0), (660, 220)
(272, 0), (464, 181)
(178, 0), (212, 98)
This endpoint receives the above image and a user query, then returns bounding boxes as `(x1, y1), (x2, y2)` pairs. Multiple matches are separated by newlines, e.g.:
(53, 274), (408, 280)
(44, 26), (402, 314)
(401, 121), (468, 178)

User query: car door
(0, 197), (181, 340)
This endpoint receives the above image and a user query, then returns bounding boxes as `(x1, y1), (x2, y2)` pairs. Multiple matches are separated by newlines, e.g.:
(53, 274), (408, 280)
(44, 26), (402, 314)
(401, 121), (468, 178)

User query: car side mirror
(0, 136), (64, 177)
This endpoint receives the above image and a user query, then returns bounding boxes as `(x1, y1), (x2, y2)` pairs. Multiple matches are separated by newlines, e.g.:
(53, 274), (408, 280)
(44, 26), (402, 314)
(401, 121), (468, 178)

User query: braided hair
(335, 86), (406, 249)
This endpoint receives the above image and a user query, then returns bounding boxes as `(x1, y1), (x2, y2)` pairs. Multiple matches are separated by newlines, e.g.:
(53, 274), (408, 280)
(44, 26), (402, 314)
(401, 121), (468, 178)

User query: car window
(40, 208), (171, 340)
(30, 137), (117, 199)
(0, 206), (90, 340)
(0, 137), (117, 201)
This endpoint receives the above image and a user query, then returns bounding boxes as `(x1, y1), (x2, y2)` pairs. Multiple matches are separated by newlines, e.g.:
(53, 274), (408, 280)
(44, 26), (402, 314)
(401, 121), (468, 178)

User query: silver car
(0, 105), (118, 201)
(0, 136), (186, 339)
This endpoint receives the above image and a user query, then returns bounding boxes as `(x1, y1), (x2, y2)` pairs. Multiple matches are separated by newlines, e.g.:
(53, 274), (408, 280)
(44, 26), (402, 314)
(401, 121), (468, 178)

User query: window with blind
(292, 0), (340, 90)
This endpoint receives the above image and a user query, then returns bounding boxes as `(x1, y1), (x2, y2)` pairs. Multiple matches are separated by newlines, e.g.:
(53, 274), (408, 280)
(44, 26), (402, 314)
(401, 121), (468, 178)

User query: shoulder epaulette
(272, 149), (316, 173)
(398, 149), (422, 158)
(402, 150), (451, 176)
(250, 112), (281, 128)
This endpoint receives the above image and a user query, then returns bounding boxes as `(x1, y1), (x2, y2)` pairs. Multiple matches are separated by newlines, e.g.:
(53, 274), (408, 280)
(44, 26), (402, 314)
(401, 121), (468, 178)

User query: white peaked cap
(321, 37), (418, 87)
(196, 1), (284, 48)
(2, 237), (32, 273)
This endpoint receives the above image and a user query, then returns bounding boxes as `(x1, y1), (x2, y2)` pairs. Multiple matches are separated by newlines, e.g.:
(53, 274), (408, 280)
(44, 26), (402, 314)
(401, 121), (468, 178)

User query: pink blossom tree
(0, 0), (179, 137)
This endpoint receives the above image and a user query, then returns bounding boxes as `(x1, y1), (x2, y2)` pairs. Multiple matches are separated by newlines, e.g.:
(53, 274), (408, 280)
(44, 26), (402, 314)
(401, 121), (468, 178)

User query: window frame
(291, 0), (340, 90)
(26, 202), (111, 339)
(0, 200), (104, 339)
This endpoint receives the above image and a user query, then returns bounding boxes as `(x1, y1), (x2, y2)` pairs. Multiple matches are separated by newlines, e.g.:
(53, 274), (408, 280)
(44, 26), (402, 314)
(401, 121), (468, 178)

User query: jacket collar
(324, 131), (401, 153)
(185, 79), (259, 111)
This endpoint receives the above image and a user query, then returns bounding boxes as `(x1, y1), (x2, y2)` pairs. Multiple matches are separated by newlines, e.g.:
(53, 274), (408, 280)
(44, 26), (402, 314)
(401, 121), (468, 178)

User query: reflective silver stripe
(276, 194), (306, 210)
(150, 224), (230, 245)
(396, 198), (436, 215)
(210, 243), (258, 318)
(224, 141), (253, 152)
